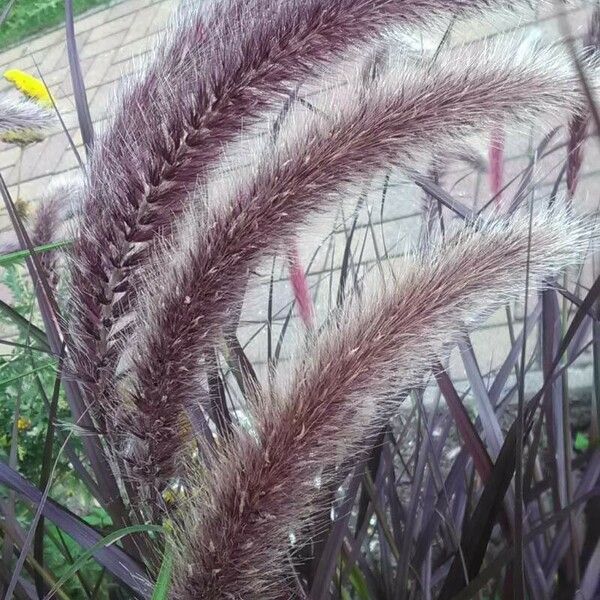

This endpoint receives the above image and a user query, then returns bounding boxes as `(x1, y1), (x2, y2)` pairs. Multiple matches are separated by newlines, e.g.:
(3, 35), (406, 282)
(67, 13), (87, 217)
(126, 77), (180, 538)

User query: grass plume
(566, 4), (600, 198)
(32, 176), (82, 288)
(0, 95), (55, 140)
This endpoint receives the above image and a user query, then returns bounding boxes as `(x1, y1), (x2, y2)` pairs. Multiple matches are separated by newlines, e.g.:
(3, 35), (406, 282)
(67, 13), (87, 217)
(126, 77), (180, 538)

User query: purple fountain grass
(489, 125), (505, 200)
(31, 198), (62, 288)
(31, 199), (61, 248)
(120, 40), (589, 499)
(67, 0), (535, 438)
(567, 114), (588, 199)
(171, 207), (596, 600)
(0, 95), (56, 136)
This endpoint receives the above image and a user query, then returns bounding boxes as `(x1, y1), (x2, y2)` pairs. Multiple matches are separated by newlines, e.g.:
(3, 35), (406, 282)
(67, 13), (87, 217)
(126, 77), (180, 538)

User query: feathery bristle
(122, 39), (589, 498)
(489, 125), (505, 199)
(0, 95), (56, 136)
(0, 175), (80, 262)
(172, 206), (596, 600)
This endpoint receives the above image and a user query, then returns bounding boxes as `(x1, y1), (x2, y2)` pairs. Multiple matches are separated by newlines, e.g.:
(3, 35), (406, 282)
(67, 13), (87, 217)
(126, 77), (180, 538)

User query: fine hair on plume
(0, 174), (81, 261)
(33, 174), (84, 290)
(0, 95), (56, 137)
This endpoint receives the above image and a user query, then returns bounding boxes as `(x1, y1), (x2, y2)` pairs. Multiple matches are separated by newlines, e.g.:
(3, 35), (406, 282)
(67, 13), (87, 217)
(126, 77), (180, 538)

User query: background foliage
(0, 0), (111, 48)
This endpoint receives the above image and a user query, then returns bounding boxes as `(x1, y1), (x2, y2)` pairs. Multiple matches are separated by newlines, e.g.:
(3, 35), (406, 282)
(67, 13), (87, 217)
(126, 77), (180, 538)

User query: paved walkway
(0, 0), (177, 207)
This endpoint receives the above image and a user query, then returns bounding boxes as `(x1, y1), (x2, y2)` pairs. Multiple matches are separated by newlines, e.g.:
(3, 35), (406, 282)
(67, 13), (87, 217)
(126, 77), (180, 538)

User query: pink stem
(287, 245), (314, 328)
(489, 125), (505, 201)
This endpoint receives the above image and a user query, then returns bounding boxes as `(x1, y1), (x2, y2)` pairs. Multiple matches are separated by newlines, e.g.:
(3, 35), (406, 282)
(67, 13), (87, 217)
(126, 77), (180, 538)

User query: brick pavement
(0, 0), (176, 205)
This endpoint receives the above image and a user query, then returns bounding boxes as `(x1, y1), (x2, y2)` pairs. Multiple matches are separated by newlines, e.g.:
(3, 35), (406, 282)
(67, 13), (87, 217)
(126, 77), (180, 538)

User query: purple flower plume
(172, 206), (596, 600)
(31, 198), (63, 287)
(0, 175), (80, 278)
(121, 40), (588, 498)
(67, 0), (533, 437)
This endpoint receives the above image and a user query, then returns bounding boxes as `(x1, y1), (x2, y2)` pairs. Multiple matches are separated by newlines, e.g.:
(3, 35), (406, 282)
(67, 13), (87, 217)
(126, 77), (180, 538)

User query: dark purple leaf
(0, 462), (151, 598)
(65, 0), (94, 152)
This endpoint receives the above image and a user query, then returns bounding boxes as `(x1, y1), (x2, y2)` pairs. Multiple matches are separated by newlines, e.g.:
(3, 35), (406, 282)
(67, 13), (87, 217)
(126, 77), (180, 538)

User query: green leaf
(151, 545), (174, 600)
(0, 240), (71, 267)
(43, 524), (164, 599)
(0, 298), (50, 350)
(574, 431), (590, 452)
(347, 564), (370, 600)
(83, 507), (112, 528)
(0, 360), (57, 388)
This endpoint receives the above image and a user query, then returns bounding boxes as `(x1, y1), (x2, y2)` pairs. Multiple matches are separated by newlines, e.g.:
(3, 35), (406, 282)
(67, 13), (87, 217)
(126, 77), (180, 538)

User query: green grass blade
(151, 545), (174, 600)
(0, 240), (71, 267)
(43, 524), (164, 600)
(0, 360), (57, 388)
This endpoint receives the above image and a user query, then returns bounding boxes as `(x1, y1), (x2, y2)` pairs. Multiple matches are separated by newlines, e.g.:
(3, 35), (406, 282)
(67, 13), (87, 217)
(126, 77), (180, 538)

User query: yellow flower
(4, 69), (53, 107)
(17, 416), (31, 432)
(162, 487), (185, 506)
(162, 489), (177, 504)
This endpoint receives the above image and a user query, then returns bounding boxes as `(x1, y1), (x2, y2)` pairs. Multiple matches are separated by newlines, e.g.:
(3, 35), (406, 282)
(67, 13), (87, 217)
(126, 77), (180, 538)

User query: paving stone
(0, 145), (21, 171)
(43, 67), (72, 99)
(37, 42), (66, 74)
(74, 7), (110, 33)
(80, 29), (127, 60)
(8, 174), (53, 203)
(105, 0), (147, 22)
(83, 49), (116, 89)
(68, 127), (84, 148)
(113, 34), (155, 63)
(7, 138), (53, 185)
(0, 44), (27, 70)
(51, 59), (97, 100)
(87, 11), (137, 44)
(0, 54), (36, 76)
(0, 79), (14, 95)
(52, 109), (82, 134)
(147, 2), (176, 34)
(39, 133), (73, 177)
(3, 155), (25, 188)
(121, 6), (156, 45)
(48, 31), (93, 73)
(56, 148), (83, 174)
(89, 81), (116, 120)
(24, 29), (64, 56)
